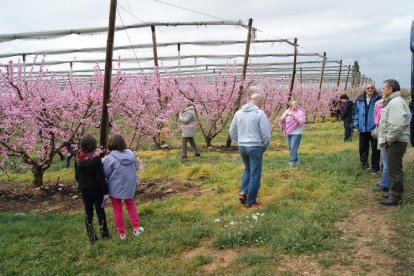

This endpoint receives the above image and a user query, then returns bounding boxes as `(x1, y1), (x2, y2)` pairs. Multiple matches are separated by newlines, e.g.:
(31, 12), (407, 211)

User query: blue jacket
(103, 149), (137, 199)
(229, 103), (271, 149)
(353, 91), (381, 132)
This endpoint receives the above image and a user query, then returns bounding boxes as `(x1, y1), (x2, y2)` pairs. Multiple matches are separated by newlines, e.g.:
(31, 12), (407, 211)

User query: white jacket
(378, 91), (411, 147)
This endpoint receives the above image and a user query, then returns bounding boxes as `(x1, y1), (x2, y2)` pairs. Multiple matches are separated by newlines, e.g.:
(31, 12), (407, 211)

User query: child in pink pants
(103, 134), (144, 239)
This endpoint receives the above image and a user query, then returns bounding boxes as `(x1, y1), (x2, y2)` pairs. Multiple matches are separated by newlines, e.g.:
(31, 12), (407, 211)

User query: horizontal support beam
(0, 39), (294, 59)
(0, 20), (248, 43)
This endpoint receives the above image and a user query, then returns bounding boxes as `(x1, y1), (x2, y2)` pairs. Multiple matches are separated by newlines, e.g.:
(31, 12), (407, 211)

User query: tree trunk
(32, 165), (44, 187)
(205, 137), (212, 147)
(225, 134), (232, 147)
(152, 136), (161, 149)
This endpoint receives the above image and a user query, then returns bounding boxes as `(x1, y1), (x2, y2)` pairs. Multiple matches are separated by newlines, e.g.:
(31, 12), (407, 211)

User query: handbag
(371, 126), (379, 139)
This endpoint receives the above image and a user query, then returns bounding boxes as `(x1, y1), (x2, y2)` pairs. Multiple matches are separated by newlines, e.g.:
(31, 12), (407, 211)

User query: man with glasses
(378, 79), (411, 205)
(354, 82), (381, 173)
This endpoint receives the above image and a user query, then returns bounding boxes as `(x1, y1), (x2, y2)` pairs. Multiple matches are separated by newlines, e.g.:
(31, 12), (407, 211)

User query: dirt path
(275, 186), (398, 275)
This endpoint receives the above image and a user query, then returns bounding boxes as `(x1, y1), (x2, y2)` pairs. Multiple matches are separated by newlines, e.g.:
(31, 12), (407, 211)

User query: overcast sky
(0, 0), (413, 87)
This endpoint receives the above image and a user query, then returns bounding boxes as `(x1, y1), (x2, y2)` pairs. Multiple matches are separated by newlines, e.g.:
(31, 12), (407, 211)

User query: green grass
(0, 122), (413, 274)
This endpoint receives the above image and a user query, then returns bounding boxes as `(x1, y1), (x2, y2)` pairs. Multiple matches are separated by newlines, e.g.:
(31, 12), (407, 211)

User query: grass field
(1, 121), (413, 275)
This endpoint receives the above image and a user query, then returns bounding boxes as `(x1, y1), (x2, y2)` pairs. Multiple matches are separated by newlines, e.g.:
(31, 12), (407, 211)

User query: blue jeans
(239, 146), (263, 206)
(380, 147), (391, 188)
(287, 134), (302, 164)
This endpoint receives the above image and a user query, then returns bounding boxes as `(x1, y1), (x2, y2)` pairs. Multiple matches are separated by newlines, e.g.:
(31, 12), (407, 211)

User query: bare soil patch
(182, 240), (238, 274)
(0, 178), (199, 214)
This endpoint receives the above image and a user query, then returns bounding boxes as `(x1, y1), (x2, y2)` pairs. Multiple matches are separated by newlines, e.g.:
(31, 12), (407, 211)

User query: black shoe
(85, 221), (98, 244)
(380, 195), (402, 206)
(195, 153), (201, 157)
(382, 193), (390, 199)
(373, 185), (389, 192)
(100, 219), (111, 240)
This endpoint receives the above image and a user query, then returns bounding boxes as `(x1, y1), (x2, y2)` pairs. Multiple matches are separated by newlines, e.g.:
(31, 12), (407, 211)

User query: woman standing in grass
(103, 134), (144, 240)
(279, 101), (306, 166)
(75, 134), (110, 243)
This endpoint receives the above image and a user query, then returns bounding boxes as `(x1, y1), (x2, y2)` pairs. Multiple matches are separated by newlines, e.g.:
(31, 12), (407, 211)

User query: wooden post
(336, 60), (342, 87)
(177, 43), (181, 76)
(151, 24), (165, 147)
(22, 54), (26, 81)
(69, 61), (73, 74)
(318, 52), (327, 95)
(241, 18), (253, 81)
(344, 65), (351, 90)
(151, 25), (159, 68)
(300, 68), (303, 83)
(226, 17), (253, 147)
(287, 38), (298, 102)
(99, 0), (117, 149)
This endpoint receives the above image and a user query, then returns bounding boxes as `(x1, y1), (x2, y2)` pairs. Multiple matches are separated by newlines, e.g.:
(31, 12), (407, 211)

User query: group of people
(338, 80), (410, 205)
(344, 80), (411, 206)
(75, 79), (410, 242)
(226, 79), (410, 208)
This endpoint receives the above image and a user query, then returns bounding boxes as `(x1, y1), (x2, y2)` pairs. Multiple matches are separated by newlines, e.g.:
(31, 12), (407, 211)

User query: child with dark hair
(75, 134), (110, 243)
(103, 134), (144, 240)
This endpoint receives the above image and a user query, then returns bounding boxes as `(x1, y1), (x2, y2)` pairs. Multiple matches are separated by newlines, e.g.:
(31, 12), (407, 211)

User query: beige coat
(378, 91), (411, 148)
(179, 106), (197, 137)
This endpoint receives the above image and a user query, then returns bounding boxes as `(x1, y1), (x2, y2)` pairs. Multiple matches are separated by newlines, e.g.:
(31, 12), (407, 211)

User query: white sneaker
(119, 234), (127, 240)
(133, 227), (144, 237)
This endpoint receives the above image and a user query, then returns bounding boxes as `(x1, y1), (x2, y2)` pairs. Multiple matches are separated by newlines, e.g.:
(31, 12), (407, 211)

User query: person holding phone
(280, 101), (306, 166)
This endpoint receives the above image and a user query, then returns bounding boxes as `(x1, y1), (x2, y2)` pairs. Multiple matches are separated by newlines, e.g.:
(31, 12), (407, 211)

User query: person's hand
(354, 129), (360, 135)
(101, 195), (110, 208)
(99, 147), (109, 158)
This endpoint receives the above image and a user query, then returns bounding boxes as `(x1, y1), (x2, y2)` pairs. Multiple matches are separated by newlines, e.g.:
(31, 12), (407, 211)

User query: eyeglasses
(366, 87), (374, 90)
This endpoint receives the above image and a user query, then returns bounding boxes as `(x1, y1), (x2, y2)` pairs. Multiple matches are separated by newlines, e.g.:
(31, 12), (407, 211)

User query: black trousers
(359, 132), (380, 171)
(387, 141), (407, 198)
(343, 121), (353, 141)
(81, 189), (109, 238)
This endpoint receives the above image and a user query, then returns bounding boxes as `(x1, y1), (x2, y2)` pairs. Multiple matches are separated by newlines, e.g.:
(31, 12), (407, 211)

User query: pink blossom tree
(0, 59), (102, 186)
